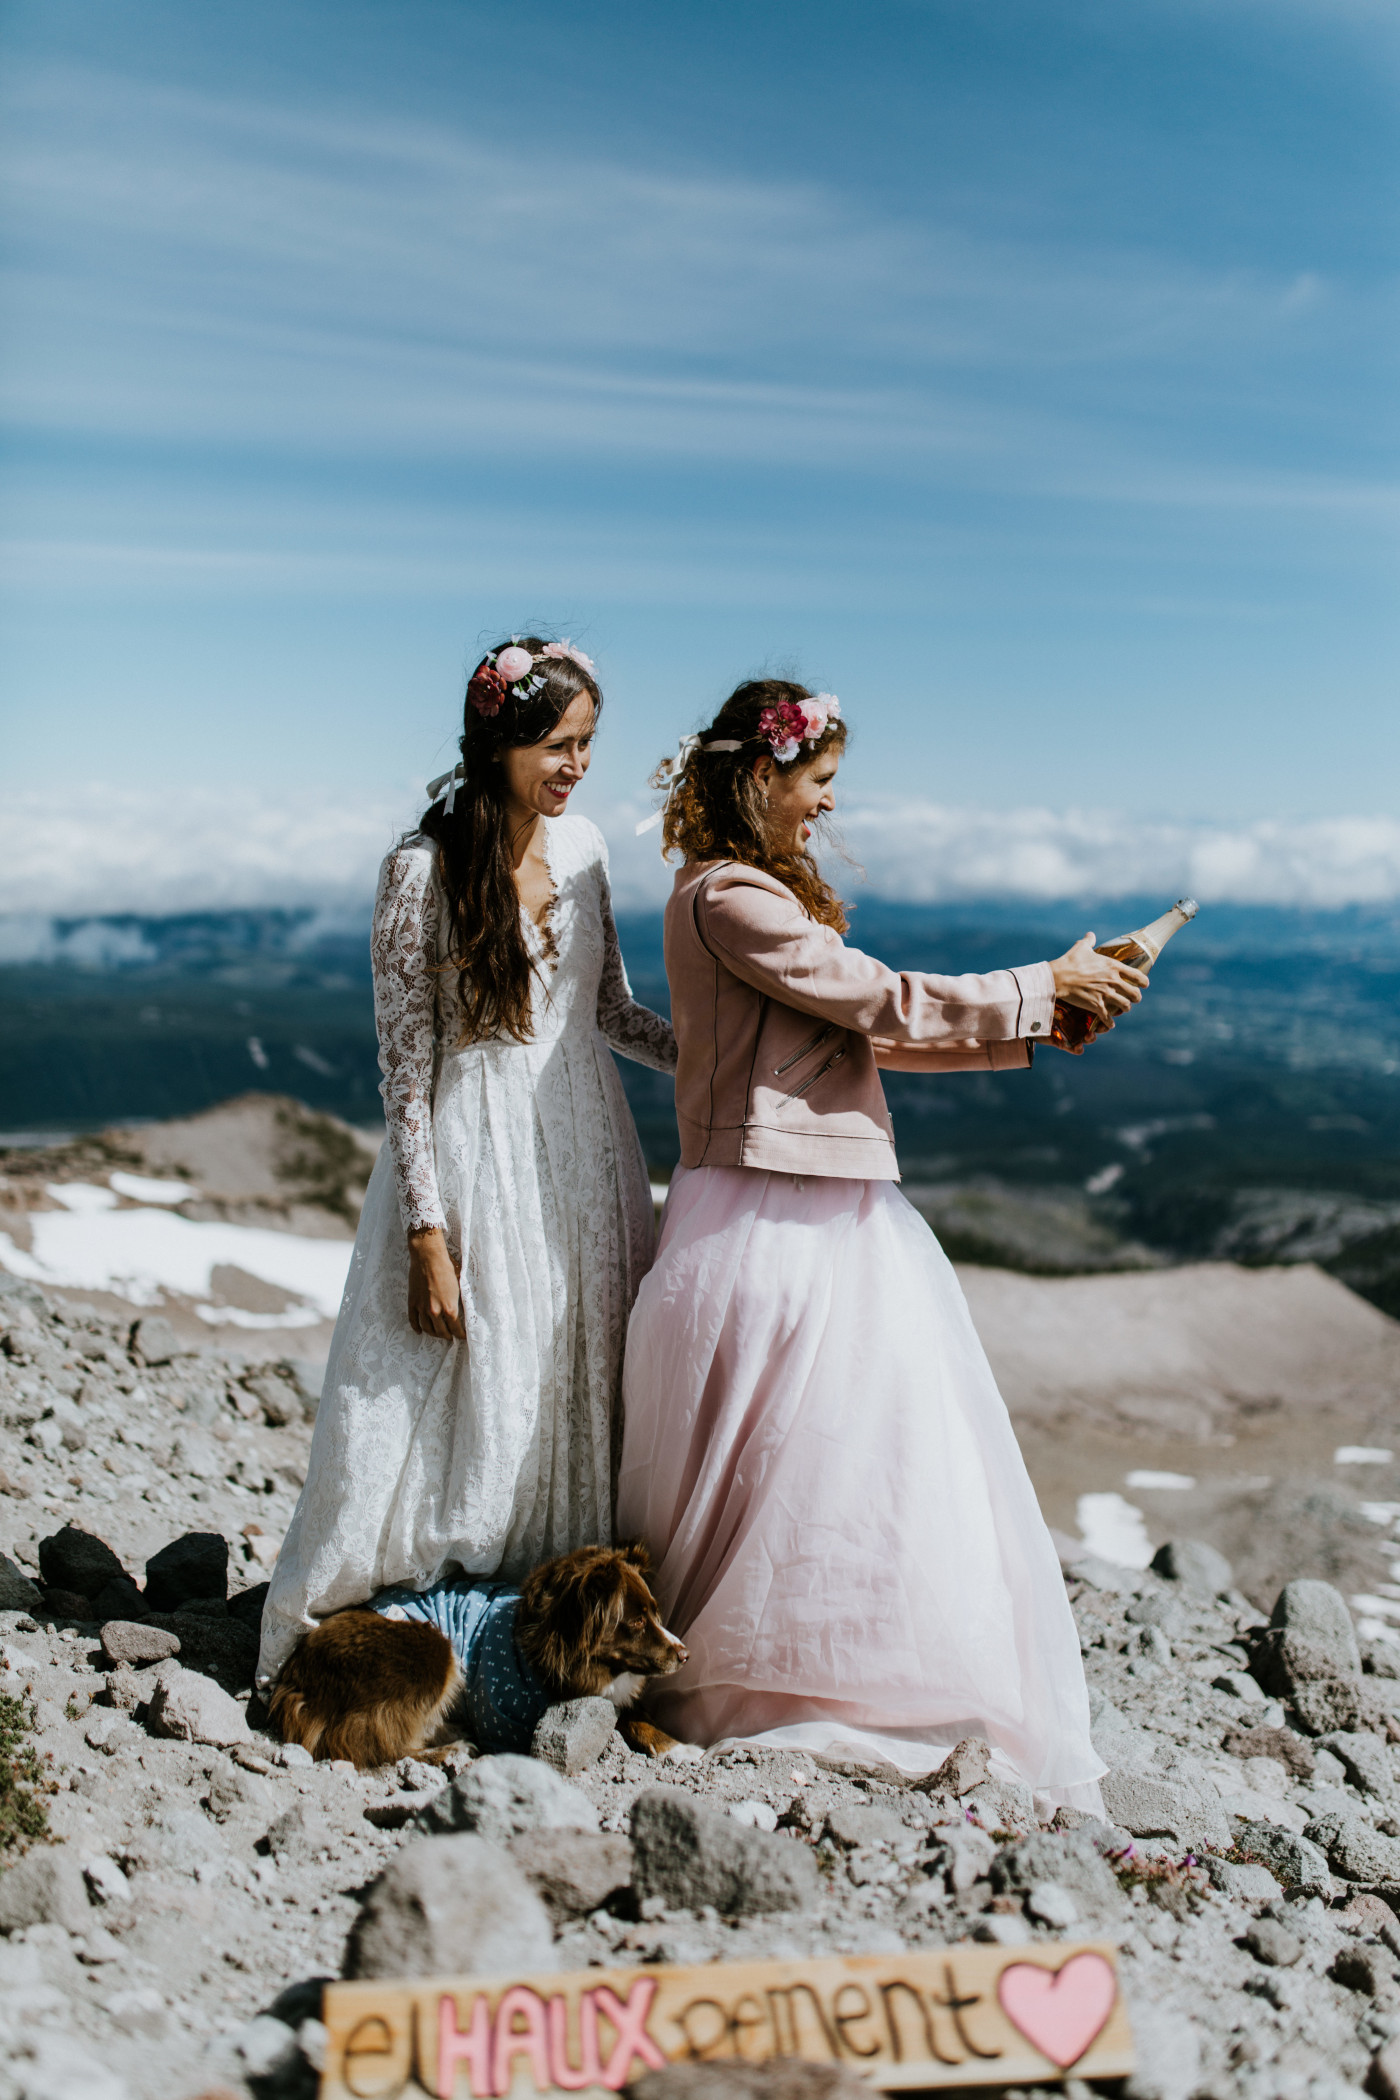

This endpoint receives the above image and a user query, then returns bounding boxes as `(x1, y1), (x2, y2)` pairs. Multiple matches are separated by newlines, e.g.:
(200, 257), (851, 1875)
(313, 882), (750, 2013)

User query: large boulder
(344, 1833), (556, 1980)
(142, 1612), (256, 1692)
(37, 1525), (129, 1602)
(1270, 1579), (1361, 1675)
(144, 1531), (229, 1611)
(416, 1752), (597, 1843)
(1304, 1809), (1400, 1884)
(1230, 1819), (1333, 1898)
(631, 1788), (820, 1917)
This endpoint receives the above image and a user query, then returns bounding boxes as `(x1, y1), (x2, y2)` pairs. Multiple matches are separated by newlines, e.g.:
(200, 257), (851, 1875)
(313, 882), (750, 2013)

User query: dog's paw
(659, 1739), (704, 1764)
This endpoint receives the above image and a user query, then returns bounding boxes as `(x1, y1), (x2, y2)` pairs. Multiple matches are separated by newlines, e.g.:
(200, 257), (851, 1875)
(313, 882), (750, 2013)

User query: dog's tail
(268, 1610), (462, 1769)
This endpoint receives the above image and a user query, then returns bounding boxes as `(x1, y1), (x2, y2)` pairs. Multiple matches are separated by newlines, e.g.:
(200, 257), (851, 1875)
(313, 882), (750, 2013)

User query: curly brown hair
(655, 678), (849, 931)
(419, 637), (602, 1044)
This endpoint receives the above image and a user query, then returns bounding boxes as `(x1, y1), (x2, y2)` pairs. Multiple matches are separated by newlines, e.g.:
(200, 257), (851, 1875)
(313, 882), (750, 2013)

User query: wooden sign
(320, 1940), (1134, 2097)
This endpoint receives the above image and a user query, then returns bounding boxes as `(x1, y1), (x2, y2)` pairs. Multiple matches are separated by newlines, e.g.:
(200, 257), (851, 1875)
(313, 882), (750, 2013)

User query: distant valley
(2, 895), (1399, 1312)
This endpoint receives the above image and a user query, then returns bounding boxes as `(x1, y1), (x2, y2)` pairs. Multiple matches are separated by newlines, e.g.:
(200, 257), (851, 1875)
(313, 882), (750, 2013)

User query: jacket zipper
(773, 1024), (835, 1078)
(782, 1046), (847, 1100)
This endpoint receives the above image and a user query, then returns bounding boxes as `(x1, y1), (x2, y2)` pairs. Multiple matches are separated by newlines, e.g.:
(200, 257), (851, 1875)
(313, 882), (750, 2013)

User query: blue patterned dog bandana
(370, 1577), (554, 1754)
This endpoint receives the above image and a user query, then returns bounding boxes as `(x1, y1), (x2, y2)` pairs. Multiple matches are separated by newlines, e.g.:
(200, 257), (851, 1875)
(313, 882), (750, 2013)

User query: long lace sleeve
(372, 841), (447, 1235)
(594, 844), (677, 1073)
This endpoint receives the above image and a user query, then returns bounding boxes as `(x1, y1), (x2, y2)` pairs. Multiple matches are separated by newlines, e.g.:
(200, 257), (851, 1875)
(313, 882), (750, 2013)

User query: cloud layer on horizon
(4, 786), (1399, 933)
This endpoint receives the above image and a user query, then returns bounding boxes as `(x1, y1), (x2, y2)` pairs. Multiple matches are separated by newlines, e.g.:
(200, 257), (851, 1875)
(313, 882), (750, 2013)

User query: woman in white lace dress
(258, 638), (676, 1689)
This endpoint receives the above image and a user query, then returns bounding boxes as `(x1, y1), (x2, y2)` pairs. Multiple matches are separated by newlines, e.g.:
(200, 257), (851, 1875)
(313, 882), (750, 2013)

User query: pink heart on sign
(996, 1951), (1118, 2070)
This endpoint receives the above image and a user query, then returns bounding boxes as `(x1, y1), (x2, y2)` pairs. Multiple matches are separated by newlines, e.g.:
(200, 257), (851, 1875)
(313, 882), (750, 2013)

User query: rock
(531, 1695), (616, 1775)
(1321, 1731), (1396, 1796)
(82, 1855), (131, 1907)
(143, 1612), (256, 1691)
(1270, 1578), (1362, 1675)
(1291, 1676), (1370, 1736)
(144, 1661), (251, 1746)
(1252, 1629), (1348, 1696)
(416, 1752), (598, 1843)
(917, 1737), (990, 1796)
(129, 1315), (183, 1366)
(930, 1821), (996, 1893)
(1371, 2036), (1400, 2100)
(629, 2065), (870, 2100)
(227, 1581), (269, 1632)
(1066, 1555), (1137, 1594)
(1219, 1723), (1314, 1778)
(144, 1531), (229, 1610)
(89, 1578), (147, 1621)
(1230, 1819), (1333, 1897)
(631, 1788), (820, 1917)
(1051, 1808), (1134, 1852)
(506, 1828), (634, 1915)
(344, 1833), (556, 1980)
(105, 1986), (167, 2040)
(204, 1761), (272, 1821)
(37, 1524), (128, 1601)
(1086, 1687), (1129, 1735)
(1098, 1769), (1229, 1851)
(1126, 1591), (1186, 1637)
(1243, 1918), (1303, 1966)
(824, 1802), (908, 1849)
(233, 2012), (301, 2080)
(100, 1620), (179, 1670)
(6, 2030), (132, 2100)
(1305, 1809), (1400, 1883)
(39, 1587), (96, 1620)
(1025, 1880), (1079, 1927)
(1333, 1943), (1394, 1995)
(102, 1666), (143, 1714)
(0, 1849), (92, 1934)
(240, 1370), (302, 1427)
(1202, 1856), (1281, 1905)
(989, 1830), (1122, 1913)
(0, 1552), (43, 1613)
(963, 1778), (1036, 1833)
(1151, 1538), (1233, 1598)
(1213, 1669), (1265, 1704)
(261, 1803), (334, 1866)
(730, 1800), (779, 1832)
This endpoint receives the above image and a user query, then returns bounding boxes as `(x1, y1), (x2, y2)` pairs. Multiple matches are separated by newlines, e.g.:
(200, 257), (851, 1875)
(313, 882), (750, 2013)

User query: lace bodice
(372, 815), (676, 1235)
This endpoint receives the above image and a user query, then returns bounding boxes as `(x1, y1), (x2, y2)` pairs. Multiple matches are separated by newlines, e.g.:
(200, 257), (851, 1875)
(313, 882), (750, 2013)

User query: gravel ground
(3, 1274), (1400, 2100)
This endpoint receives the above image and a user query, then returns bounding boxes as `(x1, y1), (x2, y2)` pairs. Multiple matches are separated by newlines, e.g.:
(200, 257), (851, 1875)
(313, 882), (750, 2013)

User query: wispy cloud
(2, 60), (1388, 514)
(5, 785), (1399, 919)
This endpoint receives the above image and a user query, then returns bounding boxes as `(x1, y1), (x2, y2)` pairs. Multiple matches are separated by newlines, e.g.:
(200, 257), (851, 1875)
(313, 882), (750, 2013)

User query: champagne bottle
(1049, 897), (1199, 1055)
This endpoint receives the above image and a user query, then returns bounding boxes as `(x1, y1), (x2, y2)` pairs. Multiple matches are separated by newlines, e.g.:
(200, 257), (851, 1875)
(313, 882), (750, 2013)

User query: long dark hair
(656, 678), (848, 932)
(420, 637), (602, 1043)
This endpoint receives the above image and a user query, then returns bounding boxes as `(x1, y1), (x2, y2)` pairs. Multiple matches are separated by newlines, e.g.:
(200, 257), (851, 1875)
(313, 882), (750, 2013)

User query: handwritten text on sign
(320, 1941), (1135, 2097)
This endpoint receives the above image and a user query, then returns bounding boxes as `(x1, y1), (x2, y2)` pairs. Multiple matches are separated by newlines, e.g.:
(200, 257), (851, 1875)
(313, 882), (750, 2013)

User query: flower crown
(757, 691), (841, 764)
(467, 638), (597, 719)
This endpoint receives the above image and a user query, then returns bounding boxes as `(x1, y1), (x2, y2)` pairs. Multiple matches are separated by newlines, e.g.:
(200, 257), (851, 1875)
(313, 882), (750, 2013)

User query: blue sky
(1, 0), (1397, 911)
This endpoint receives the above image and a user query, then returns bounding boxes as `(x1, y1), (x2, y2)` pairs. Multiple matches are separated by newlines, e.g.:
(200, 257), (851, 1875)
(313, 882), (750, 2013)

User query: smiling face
(499, 690), (596, 824)
(754, 742), (842, 856)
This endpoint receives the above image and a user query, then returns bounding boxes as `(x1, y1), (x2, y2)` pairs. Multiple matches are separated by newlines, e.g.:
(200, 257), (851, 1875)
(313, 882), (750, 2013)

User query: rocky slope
(3, 1276), (1400, 2099)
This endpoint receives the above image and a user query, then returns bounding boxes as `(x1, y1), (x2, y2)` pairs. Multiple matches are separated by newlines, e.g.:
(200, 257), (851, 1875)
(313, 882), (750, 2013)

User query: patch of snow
(1075, 1491), (1153, 1569)
(110, 1171), (199, 1205)
(1124, 1470), (1196, 1491)
(45, 1181), (118, 1213)
(1360, 1502), (1400, 1524)
(195, 1303), (325, 1330)
(0, 1205), (350, 1317)
(1336, 1446), (1394, 1465)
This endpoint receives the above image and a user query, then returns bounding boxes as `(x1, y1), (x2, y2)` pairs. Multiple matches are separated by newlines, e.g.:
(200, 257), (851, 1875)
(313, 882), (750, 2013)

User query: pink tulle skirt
(617, 1166), (1105, 1811)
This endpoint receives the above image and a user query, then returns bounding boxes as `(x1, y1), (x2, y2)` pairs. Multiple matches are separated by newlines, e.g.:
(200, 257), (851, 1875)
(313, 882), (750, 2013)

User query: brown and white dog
(268, 1542), (698, 1770)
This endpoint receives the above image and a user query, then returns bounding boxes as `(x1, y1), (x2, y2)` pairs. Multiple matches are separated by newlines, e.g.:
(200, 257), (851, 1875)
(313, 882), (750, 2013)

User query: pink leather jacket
(666, 859), (1056, 1180)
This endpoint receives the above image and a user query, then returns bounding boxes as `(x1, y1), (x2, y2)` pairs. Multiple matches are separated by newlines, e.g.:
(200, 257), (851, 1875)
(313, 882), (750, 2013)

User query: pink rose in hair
(541, 640), (596, 674)
(495, 644), (534, 684)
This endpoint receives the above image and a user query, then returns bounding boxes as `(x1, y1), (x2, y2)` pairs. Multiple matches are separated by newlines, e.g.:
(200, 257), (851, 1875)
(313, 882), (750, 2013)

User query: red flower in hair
(468, 661), (508, 718)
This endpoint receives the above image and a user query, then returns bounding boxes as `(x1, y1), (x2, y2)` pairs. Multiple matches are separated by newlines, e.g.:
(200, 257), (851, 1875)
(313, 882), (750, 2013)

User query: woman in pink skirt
(617, 678), (1147, 1810)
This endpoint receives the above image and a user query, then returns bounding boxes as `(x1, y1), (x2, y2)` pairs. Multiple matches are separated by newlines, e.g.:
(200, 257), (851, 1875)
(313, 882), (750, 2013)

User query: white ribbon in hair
(636, 734), (743, 834)
(426, 763), (466, 816)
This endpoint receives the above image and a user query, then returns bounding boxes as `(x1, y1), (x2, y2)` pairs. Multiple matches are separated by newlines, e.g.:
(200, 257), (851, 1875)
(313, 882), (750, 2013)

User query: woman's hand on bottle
(407, 1228), (467, 1341)
(1050, 933), (1149, 1026)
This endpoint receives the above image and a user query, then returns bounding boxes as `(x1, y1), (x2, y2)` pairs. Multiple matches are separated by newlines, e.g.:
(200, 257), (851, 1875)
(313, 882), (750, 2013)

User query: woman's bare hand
(407, 1228), (467, 1341)
(1050, 933), (1150, 1028)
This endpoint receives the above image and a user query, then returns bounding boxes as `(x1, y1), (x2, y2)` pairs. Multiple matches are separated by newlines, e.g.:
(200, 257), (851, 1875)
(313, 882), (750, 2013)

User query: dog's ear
(518, 1547), (629, 1690)
(619, 1539), (652, 1578)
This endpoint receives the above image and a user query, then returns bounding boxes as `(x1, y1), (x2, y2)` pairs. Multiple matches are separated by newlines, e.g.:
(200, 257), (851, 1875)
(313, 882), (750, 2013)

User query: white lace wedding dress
(257, 814), (676, 1689)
